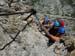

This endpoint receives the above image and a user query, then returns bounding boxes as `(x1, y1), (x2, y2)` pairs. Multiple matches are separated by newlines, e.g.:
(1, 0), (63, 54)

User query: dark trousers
(45, 34), (55, 46)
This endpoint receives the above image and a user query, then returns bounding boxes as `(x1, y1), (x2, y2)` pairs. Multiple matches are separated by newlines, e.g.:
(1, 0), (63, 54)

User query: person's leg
(47, 38), (54, 46)
(45, 34), (54, 46)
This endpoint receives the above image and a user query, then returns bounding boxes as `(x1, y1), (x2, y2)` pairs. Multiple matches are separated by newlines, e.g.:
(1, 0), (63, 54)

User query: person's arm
(40, 20), (44, 25)
(47, 33), (59, 41)
(43, 24), (50, 27)
(56, 33), (65, 38)
(44, 28), (59, 41)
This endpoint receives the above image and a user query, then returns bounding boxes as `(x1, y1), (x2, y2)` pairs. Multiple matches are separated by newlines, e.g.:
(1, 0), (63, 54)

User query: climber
(48, 20), (60, 36)
(39, 17), (50, 31)
(44, 20), (66, 46)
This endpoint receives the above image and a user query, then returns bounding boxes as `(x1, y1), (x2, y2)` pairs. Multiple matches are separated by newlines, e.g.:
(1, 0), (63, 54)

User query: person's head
(44, 18), (49, 24)
(53, 20), (60, 29)
(58, 27), (65, 34)
(58, 19), (64, 27)
(56, 27), (65, 37)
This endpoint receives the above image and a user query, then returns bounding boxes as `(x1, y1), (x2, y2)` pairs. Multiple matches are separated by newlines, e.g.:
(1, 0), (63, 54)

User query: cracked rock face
(0, 0), (75, 56)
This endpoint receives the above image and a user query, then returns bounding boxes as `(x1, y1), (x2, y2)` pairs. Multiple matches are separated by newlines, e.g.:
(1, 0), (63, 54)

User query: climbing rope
(0, 9), (36, 50)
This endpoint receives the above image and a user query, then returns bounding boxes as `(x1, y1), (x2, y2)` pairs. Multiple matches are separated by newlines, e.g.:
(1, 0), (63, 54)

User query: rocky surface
(0, 0), (75, 56)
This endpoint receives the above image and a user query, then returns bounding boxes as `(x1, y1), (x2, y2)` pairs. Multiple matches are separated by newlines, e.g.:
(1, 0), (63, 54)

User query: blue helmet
(58, 27), (65, 34)
(44, 18), (49, 24)
(54, 20), (60, 27)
